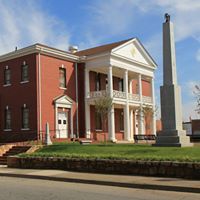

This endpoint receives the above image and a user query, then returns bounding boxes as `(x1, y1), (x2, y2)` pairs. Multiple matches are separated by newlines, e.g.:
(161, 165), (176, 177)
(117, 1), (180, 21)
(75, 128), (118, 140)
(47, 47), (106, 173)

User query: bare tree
(94, 96), (113, 142)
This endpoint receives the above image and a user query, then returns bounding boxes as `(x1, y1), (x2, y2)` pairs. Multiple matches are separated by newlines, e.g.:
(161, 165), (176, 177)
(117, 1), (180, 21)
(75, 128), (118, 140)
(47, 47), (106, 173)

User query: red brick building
(0, 38), (157, 143)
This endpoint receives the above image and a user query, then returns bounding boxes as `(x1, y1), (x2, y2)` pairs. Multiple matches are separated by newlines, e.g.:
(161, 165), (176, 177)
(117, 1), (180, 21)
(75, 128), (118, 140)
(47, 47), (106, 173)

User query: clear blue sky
(0, 0), (199, 120)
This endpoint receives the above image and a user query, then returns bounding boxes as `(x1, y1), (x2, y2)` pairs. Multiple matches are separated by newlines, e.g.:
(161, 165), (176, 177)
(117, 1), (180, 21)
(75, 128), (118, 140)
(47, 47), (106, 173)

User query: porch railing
(128, 93), (140, 101)
(142, 96), (152, 103)
(113, 90), (126, 99)
(88, 90), (152, 104)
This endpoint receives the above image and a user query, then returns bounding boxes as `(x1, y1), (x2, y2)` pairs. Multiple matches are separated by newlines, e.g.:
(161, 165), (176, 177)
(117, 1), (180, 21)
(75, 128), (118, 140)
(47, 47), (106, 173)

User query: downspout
(75, 62), (79, 138)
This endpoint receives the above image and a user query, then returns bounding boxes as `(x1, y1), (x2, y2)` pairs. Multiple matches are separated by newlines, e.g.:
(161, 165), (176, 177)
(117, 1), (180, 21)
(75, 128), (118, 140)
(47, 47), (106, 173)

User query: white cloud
(0, 0), (70, 55)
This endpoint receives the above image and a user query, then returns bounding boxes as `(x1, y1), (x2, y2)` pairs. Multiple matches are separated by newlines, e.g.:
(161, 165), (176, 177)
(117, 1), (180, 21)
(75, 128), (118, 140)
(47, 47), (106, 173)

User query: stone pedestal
(155, 130), (192, 147)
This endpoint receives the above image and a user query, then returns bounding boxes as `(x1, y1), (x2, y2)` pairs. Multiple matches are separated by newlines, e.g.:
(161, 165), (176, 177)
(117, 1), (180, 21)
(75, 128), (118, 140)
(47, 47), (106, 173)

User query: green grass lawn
(22, 142), (200, 162)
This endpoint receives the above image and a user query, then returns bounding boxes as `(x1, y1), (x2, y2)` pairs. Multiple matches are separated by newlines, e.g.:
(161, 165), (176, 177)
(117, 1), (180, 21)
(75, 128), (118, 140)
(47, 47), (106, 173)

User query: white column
(85, 68), (90, 98)
(123, 70), (131, 141)
(139, 105), (145, 135)
(108, 105), (115, 141)
(135, 110), (139, 135)
(130, 109), (134, 141)
(151, 78), (156, 135)
(70, 108), (74, 138)
(124, 70), (128, 99)
(84, 68), (91, 138)
(107, 65), (115, 141)
(85, 103), (91, 139)
(108, 65), (113, 97)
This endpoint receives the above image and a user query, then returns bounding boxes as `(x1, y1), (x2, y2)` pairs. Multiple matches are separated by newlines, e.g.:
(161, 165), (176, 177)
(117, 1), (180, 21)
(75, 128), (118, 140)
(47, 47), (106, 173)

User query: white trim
(70, 108), (73, 138)
(21, 128), (30, 131)
(20, 80), (29, 84)
(95, 129), (103, 132)
(0, 44), (79, 63)
(59, 87), (67, 90)
(54, 95), (73, 139)
(4, 129), (12, 131)
(3, 84), (11, 87)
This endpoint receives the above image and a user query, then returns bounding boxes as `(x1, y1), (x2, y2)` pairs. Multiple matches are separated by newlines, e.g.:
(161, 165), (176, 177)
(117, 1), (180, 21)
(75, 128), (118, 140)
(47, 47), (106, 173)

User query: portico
(82, 38), (157, 142)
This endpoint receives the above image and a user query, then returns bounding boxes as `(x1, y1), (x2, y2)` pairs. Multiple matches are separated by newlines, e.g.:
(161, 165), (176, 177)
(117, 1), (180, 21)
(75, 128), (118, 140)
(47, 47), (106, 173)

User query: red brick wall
(39, 54), (77, 138)
(0, 54), (38, 142)
(114, 108), (124, 140)
(89, 71), (96, 92)
(142, 79), (151, 96)
(90, 106), (124, 141)
(145, 113), (152, 135)
(132, 79), (138, 94)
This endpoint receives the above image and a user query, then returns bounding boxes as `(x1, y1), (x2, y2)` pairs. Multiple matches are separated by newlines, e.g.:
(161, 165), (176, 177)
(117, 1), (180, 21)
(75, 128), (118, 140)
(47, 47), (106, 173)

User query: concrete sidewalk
(0, 165), (199, 194)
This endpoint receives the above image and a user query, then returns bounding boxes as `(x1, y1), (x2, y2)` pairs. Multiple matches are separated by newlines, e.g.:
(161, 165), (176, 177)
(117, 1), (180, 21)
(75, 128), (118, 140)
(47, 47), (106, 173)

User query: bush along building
(0, 38), (157, 143)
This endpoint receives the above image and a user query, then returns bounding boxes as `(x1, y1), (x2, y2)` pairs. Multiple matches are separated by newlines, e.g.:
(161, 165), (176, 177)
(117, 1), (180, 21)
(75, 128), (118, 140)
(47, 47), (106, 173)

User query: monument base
(153, 130), (193, 147)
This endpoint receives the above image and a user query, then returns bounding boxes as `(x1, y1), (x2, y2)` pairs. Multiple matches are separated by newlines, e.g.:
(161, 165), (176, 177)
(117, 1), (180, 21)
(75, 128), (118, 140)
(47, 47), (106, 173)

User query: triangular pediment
(54, 95), (73, 105)
(111, 38), (156, 68)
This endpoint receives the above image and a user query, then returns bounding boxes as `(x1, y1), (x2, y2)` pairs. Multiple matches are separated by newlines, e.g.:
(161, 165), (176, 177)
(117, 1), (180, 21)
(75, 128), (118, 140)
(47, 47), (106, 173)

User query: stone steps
(0, 146), (31, 165)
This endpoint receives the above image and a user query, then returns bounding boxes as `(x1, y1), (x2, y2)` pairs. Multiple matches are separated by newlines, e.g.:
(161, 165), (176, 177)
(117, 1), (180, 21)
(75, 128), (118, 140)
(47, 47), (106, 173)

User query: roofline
(135, 37), (158, 67)
(0, 43), (79, 63)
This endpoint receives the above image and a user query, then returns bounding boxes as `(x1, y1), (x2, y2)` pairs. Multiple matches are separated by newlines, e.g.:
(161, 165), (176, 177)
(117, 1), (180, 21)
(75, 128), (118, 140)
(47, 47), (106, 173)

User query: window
(95, 112), (102, 130)
(22, 106), (29, 129)
(59, 67), (66, 88)
(120, 111), (124, 131)
(4, 107), (11, 130)
(95, 73), (101, 91)
(4, 67), (11, 85)
(119, 79), (123, 92)
(21, 62), (29, 82)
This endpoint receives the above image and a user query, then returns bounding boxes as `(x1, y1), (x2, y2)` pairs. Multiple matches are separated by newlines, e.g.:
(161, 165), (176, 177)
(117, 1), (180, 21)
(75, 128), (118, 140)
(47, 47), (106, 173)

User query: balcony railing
(142, 95), (152, 103)
(87, 90), (152, 104)
(128, 93), (140, 101)
(113, 90), (126, 99)
(88, 90), (107, 98)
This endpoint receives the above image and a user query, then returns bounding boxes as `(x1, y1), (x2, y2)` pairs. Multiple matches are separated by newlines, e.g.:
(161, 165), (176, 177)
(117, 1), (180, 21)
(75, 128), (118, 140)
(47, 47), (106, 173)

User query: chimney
(68, 45), (78, 53)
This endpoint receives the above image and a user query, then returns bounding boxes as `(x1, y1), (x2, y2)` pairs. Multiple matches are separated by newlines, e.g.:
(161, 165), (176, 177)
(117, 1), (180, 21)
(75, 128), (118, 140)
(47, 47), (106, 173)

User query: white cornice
(0, 44), (79, 63)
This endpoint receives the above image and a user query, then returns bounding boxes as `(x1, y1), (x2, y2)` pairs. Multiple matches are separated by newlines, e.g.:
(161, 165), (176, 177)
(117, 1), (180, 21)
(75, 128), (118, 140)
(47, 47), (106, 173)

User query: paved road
(0, 176), (199, 200)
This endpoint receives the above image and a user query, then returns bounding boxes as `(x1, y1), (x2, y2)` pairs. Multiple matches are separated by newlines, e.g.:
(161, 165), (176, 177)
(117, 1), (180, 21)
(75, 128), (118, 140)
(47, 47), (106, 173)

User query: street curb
(0, 172), (199, 194)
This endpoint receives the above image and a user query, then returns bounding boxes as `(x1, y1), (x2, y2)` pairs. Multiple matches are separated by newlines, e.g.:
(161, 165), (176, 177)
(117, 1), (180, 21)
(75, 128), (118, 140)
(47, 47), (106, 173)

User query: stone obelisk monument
(154, 14), (192, 147)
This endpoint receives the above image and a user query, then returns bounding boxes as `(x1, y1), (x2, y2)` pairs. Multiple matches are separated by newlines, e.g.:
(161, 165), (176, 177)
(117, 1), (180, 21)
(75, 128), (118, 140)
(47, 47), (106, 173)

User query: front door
(57, 112), (68, 138)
